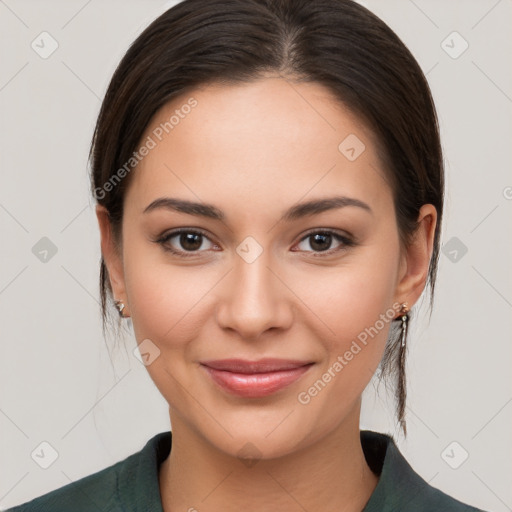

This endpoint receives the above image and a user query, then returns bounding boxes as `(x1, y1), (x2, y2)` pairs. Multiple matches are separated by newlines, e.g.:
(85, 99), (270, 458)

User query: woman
(6, 0), (489, 510)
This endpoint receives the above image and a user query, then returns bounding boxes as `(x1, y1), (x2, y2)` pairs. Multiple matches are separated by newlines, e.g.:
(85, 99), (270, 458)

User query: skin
(96, 76), (437, 512)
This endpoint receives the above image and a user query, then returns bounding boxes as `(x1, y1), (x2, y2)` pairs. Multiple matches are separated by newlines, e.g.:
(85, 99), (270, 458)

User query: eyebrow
(143, 195), (372, 221)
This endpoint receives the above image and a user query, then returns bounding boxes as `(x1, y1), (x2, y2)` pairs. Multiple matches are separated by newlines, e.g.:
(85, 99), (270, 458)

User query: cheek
(292, 244), (399, 337)
(290, 236), (400, 383)
(121, 229), (219, 345)
(292, 265), (399, 425)
(122, 251), (215, 409)
(125, 264), (217, 343)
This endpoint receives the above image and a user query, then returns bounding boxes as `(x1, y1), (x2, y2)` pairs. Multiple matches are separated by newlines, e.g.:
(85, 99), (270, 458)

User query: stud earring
(114, 300), (126, 318)
(399, 302), (409, 348)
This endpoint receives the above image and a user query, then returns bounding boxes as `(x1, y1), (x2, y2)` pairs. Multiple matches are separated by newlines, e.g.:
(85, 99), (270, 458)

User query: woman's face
(98, 77), (432, 459)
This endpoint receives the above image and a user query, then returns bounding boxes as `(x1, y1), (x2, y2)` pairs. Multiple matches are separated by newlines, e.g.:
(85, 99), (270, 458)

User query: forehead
(124, 77), (392, 218)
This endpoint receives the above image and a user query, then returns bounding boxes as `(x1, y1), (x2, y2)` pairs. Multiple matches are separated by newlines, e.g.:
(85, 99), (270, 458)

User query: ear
(394, 204), (438, 308)
(96, 205), (128, 311)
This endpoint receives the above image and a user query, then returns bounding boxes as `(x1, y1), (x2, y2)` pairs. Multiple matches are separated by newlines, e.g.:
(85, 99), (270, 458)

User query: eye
(154, 228), (356, 258)
(155, 228), (218, 257)
(293, 230), (355, 255)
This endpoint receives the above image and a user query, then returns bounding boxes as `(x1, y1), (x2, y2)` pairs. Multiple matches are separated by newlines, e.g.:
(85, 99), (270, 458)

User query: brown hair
(89, 0), (444, 436)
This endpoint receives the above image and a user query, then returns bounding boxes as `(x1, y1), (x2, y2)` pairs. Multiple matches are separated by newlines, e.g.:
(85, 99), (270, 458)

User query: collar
(118, 429), (479, 511)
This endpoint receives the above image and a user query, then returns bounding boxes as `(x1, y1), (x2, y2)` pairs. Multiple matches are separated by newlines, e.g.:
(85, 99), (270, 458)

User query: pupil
(181, 233), (202, 251)
(311, 233), (331, 251)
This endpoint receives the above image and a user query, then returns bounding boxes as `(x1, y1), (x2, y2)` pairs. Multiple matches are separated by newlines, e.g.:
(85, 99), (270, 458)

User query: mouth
(200, 358), (314, 398)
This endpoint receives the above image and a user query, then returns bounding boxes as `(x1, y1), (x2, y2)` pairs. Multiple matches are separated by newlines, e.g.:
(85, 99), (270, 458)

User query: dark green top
(6, 430), (486, 511)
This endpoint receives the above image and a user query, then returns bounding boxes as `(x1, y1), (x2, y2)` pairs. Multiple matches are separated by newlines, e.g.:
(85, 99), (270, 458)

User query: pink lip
(200, 358), (314, 398)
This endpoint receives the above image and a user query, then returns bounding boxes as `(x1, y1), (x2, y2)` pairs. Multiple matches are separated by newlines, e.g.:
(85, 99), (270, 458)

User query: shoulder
(4, 431), (171, 512)
(361, 430), (489, 512)
(4, 458), (125, 512)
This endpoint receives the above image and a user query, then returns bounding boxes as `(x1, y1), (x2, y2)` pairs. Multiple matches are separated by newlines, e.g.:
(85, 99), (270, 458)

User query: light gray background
(0, 0), (511, 510)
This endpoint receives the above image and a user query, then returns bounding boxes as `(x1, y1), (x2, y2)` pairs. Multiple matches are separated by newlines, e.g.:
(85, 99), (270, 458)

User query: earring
(114, 300), (125, 318)
(399, 302), (409, 348)
(397, 302), (410, 436)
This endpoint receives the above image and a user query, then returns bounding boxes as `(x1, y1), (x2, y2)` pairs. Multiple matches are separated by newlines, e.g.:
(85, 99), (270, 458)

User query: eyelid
(297, 227), (354, 241)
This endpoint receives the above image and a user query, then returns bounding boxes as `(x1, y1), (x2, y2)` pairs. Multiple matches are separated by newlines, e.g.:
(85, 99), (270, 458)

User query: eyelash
(154, 228), (356, 259)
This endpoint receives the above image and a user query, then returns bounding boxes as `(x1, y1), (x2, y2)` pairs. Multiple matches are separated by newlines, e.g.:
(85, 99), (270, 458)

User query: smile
(200, 358), (314, 398)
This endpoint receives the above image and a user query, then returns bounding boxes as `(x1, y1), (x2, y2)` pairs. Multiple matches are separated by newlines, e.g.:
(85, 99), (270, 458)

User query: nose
(215, 248), (294, 340)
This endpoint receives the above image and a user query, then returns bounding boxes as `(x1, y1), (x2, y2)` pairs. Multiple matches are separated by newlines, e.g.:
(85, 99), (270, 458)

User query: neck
(159, 404), (379, 512)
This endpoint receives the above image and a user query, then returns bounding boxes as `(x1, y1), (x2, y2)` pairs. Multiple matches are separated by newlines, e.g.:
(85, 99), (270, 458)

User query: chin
(214, 429), (305, 463)
(194, 404), (332, 463)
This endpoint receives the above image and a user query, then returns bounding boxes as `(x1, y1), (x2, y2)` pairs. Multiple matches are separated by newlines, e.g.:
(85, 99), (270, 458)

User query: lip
(200, 358), (314, 398)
